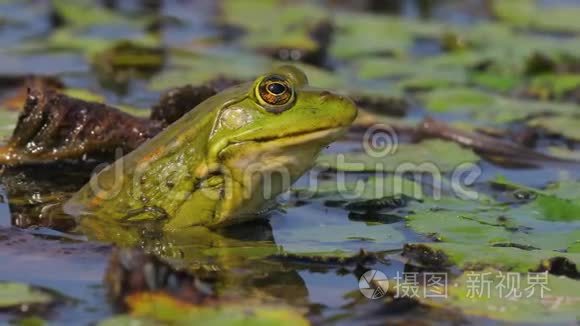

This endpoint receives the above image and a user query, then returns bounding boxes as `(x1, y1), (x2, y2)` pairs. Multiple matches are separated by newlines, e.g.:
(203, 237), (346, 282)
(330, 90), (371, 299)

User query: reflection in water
(81, 216), (312, 304)
(0, 186), (11, 227)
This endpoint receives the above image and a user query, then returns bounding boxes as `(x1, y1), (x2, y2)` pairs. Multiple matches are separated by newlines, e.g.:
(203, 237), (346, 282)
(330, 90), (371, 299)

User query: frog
(64, 65), (357, 231)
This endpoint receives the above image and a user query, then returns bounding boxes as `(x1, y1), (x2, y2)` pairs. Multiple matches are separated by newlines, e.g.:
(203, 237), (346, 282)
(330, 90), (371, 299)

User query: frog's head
(207, 65), (357, 224)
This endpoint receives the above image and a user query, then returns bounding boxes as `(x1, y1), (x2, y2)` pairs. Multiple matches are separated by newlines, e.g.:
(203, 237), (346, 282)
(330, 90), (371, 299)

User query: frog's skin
(64, 66), (357, 231)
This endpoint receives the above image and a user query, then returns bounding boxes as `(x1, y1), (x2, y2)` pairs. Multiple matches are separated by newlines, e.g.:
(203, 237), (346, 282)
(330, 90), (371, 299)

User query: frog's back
(64, 83), (250, 221)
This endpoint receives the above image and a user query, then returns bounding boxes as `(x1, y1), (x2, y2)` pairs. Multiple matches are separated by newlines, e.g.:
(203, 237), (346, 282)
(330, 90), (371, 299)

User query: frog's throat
(208, 126), (345, 226)
(236, 126), (346, 145)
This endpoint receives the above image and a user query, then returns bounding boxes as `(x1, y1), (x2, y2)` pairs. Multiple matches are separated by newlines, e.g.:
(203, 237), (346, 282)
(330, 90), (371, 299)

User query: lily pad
(422, 87), (494, 112)
(220, 0), (327, 35)
(149, 50), (269, 90)
(421, 87), (579, 123)
(0, 282), (59, 310)
(548, 146), (580, 161)
(18, 28), (160, 60)
(470, 72), (520, 93)
(51, 0), (146, 28)
(407, 202), (580, 251)
(406, 178), (580, 252)
(99, 292), (309, 326)
(317, 140), (479, 172)
(528, 115), (580, 141)
(330, 12), (444, 59)
(528, 74), (580, 100)
(493, 0), (580, 33)
(355, 57), (467, 91)
(407, 243), (580, 273)
(428, 271), (580, 323)
(330, 13), (412, 59)
(272, 204), (406, 255)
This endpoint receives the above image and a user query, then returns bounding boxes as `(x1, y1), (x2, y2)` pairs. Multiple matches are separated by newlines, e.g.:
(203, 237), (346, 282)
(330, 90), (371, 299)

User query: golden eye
(256, 75), (294, 112)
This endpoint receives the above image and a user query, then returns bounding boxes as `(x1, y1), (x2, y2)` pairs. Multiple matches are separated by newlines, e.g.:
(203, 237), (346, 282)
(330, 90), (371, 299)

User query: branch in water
(416, 117), (579, 167)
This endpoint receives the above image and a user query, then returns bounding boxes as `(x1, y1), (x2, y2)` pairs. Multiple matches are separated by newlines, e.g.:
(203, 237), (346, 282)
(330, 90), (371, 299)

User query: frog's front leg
(163, 175), (224, 231)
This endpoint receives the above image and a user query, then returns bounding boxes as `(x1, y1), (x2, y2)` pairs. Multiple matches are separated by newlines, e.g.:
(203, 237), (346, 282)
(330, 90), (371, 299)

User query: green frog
(64, 65), (357, 231)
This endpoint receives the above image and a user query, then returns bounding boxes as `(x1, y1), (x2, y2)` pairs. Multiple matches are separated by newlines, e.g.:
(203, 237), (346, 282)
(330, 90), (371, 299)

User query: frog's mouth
(217, 126), (348, 165)
(239, 126), (346, 146)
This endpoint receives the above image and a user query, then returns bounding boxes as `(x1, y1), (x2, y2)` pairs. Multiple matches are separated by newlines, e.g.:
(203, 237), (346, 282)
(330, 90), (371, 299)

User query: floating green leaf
(52, 0), (145, 28)
(421, 87), (579, 123)
(493, 0), (580, 33)
(149, 51), (270, 90)
(317, 140), (479, 172)
(529, 74), (580, 99)
(0, 282), (57, 309)
(406, 178), (580, 252)
(410, 243), (580, 273)
(99, 292), (310, 326)
(528, 115), (580, 141)
(426, 271), (580, 323)
(422, 87), (494, 112)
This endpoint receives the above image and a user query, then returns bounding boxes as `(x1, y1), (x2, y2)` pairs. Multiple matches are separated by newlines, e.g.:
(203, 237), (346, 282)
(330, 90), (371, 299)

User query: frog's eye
(256, 75), (294, 112)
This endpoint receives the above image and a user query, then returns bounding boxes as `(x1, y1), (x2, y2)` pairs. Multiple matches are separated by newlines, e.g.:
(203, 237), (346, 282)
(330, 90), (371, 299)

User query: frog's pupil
(267, 82), (286, 95)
